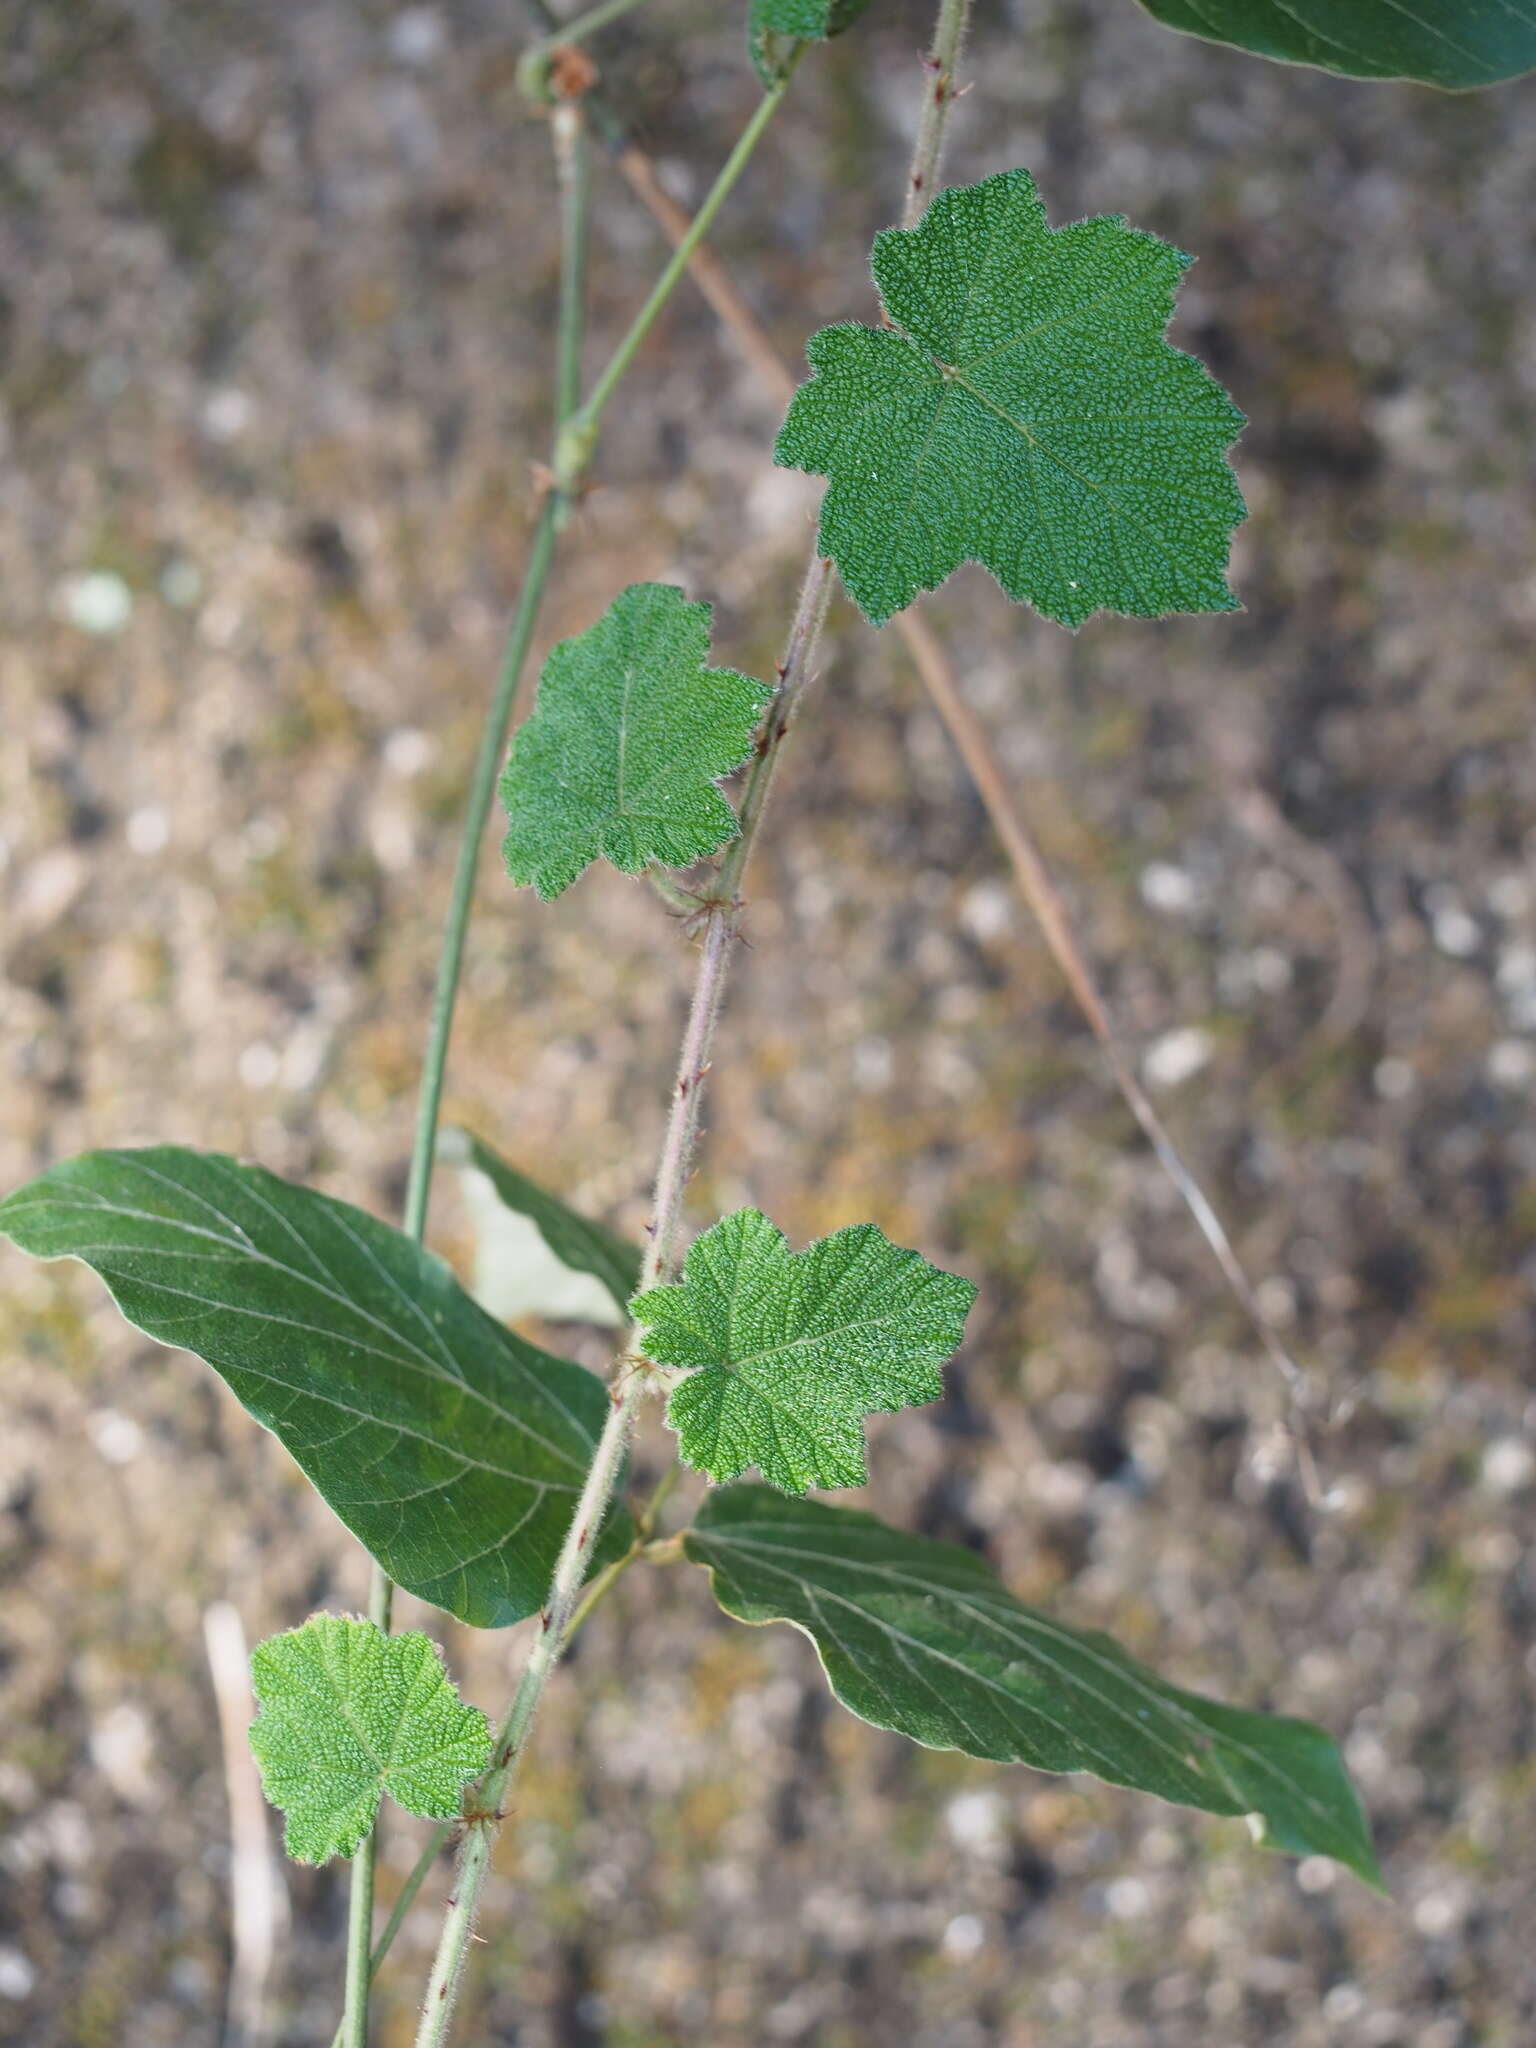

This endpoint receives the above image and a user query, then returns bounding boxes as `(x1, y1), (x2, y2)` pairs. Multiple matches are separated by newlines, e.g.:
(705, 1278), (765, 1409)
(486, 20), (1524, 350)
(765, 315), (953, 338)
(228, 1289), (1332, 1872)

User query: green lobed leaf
(686, 1487), (1381, 1884)
(633, 1208), (976, 1493)
(248, 1615), (490, 1862)
(0, 1148), (629, 1627)
(775, 168), (1246, 630)
(1133, 0), (1536, 89)
(439, 1124), (639, 1329)
(750, 0), (877, 86)
(499, 583), (772, 901)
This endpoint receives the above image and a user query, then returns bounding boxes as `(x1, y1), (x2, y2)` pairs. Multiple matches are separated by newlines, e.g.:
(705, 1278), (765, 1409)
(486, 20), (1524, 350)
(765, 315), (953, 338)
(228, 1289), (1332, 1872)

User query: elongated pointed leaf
(439, 1125), (639, 1328)
(249, 1615), (490, 1862)
(0, 1148), (628, 1627)
(776, 169), (1246, 629)
(1134, 0), (1536, 89)
(686, 1487), (1380, 1883)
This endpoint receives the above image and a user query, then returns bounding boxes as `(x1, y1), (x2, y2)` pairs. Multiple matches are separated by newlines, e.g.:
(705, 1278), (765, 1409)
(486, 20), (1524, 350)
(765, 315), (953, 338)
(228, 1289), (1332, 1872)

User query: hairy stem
(410, 559), (833, 2048)
(902, 0), (973, 230)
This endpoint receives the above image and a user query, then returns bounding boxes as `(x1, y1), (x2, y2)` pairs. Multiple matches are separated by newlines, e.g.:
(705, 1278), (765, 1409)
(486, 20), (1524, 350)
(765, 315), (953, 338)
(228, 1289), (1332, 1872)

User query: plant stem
(555, 71), (794, 488)
(552, 102), (593, 437)
(537, 0), (654, 48)
(410, 559), (834, 2048)
(902, 0), (973, 230)
(330, 1826), (452, 2048)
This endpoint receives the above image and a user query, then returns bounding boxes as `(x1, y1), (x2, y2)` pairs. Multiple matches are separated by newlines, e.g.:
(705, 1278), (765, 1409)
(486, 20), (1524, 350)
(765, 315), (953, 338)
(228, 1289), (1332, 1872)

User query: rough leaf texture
(439, 1124), (638, 1328)
(687, 1487), (1381, 1884)
(499, 583), (772, 900)
(1135, 0), (1536, 89)
(249, 1616), (490, 1862)
(775, 169), (1246, 629)
(633, 1208), (975, 1493)
(0, 1148), (628, 1627)
(750, 0), (877, 84)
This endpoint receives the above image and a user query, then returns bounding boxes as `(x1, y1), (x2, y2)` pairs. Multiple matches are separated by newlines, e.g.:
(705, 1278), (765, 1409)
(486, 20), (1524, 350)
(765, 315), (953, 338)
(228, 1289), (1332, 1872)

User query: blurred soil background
(3, 0), (1535, 2042)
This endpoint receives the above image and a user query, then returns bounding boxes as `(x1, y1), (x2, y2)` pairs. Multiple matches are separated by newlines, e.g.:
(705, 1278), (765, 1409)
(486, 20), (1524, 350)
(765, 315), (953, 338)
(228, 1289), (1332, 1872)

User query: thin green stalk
(554, 70), (795, 488)
(410, 557), (835, 2048)
(331, 1826), (452, 2048)
(902, 0), (973, 230)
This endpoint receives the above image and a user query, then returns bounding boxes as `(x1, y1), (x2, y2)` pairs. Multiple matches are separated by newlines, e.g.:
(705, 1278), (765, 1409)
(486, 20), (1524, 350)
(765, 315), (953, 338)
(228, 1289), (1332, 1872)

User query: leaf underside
(0, 1148), (629, 1627)
(1134, 0), (1536, 89)
(249, 1616), (490, 1862)
(439, 1124), (639, 1328)
(775, 168), (1246, 629)
(687, 1487), (1381, 1884)
(499, 582), (772, 901)
(633, 1208), (976, 1493)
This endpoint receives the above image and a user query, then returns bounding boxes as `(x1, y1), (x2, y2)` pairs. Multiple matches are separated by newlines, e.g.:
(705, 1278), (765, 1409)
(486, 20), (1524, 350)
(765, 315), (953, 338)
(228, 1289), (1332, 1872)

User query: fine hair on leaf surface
(248, 1616), (490, 1864)
(633, 1207), (976, 1493)
(499, 582), (773, 900)
(776, 168), (1246, 629)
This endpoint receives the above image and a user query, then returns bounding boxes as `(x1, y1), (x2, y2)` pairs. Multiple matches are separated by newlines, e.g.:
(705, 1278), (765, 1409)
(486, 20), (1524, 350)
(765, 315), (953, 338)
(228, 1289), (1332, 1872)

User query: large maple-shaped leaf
(632, 1208), (975, 1493)
(775, 169), (1246, 629)
(249, 1616), (489, 1862)
(687, 1487), (1381, 1884)
(499, 583), (772, 900)
(1134, 0), (1536, 90)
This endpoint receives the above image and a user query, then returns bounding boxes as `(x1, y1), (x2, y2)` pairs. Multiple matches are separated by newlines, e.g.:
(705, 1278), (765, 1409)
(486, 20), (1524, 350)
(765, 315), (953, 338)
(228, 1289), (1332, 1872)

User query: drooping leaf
(248, 1615), (490, 1862)
(687, 1487), (1381, 1883)
(499, 583), (772, 901)
(775, 168), (1246, 629)
(0, 1148), (629, 1627)
(1134, 0), (1536, 89)
(439, 1125), (639, 1329)
(632, 1208), (975, 1493)
(750, 0), (877, 85)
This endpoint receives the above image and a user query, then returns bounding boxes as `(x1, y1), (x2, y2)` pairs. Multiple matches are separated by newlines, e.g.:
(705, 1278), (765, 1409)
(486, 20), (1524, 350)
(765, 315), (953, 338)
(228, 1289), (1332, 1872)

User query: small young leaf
(499, 583), (772, 901)
(633, 1209), (975, 1493)
(775, 168), (1246, 629)
(686, 1486), (1381, 1885)
(249, 1616), (490, 1863)
(0, 1148), (629, 1627)
(439, 1125), (639, 1328)
(1134, 0), (1536, 89)
(750, 0), (877, 86)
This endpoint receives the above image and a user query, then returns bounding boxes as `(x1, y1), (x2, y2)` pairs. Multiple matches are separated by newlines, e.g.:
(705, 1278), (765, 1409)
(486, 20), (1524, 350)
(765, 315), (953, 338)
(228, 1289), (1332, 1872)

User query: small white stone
(1105, 1876), (1150, 1920)
(238, 1041), (280, 1089)
(1295, 1856), (1336, 1894)
(126, 805), (170, 855)
(1143, 1026), (1213, 1090)
(390, 7), (446, 64)
(1139, 861), (1198, 914)
(945, 1790), (1003, 1851)
(203, 387), (253, 440)
(1481, 1436), (1534, 1497)
(941, 1913), (985, 1957)
(58, 570), (133, 636)
(1487, 1039), (1535, 1089)
(0, 1948), (35, 2001)
(959, 877), (1011, 943)
(87, 1409), (143, 1465)
(383, 727), (434, 777)
(1373, 1056), (1415, 1100)
(1432, 905), (1480, 958)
